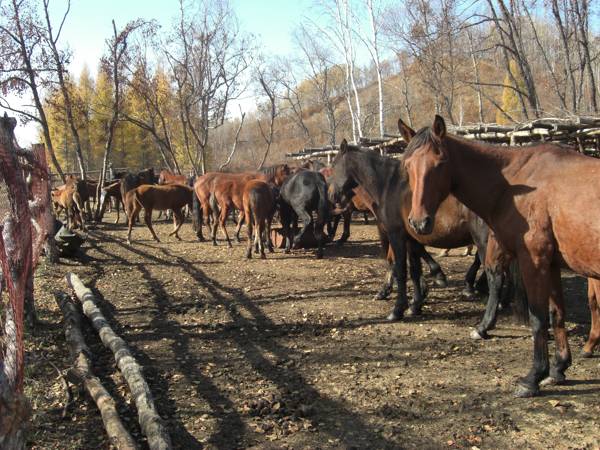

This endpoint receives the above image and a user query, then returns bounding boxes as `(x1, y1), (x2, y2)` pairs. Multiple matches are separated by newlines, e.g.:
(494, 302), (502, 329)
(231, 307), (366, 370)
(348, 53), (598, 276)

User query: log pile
(286, 116), (600, 161)
(54, 292), (137, 450)
(62, 273), (172, 450)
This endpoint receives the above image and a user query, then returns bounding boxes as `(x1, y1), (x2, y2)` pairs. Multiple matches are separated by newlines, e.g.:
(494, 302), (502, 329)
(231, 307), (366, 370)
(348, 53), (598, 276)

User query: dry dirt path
(27, 214), (600, 449)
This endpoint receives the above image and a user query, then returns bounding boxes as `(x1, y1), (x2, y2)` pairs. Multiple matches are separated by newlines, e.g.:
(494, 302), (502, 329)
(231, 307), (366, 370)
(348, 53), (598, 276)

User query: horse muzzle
(408, 215), (433, 235)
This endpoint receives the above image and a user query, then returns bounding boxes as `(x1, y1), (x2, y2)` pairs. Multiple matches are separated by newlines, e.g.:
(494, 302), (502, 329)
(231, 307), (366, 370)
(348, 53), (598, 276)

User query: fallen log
(54, 292), (136, 450)
(65, 273), (172, 450)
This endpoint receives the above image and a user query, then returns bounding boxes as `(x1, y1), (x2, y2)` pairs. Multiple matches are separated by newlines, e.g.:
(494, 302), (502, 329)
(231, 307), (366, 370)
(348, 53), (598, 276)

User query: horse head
(403, 115), (452, 235)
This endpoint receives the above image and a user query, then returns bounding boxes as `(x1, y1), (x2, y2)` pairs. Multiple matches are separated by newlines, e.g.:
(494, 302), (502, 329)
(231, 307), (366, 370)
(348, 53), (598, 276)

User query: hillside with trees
(1, 0), (599, 179)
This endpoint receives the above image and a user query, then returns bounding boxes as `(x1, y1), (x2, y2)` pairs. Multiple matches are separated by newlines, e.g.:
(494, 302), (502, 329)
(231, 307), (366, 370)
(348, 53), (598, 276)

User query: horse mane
(259, 164), (286, 177)
(404, 127), (439, 157)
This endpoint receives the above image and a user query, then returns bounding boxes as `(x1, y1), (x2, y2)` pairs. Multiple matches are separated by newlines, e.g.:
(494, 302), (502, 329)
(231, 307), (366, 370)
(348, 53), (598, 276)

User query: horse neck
(445, 136), (513, 222)
(347, 152), (394, 203)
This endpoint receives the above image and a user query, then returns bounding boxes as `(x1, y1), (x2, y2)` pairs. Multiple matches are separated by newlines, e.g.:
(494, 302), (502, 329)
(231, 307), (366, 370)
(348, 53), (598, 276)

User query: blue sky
(50, 0), (315, 76)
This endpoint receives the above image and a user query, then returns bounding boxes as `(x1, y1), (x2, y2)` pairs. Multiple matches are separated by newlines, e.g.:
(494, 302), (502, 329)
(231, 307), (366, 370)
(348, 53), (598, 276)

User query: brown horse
(192, 172), (222, 241)
(403, 114), (600, 397)
(158, 169), (186, 185)
(210, 165), (291, 246)
(52, 183), (86, 231)
(125, 184), (193, 244)
(243, 180), (277, 259)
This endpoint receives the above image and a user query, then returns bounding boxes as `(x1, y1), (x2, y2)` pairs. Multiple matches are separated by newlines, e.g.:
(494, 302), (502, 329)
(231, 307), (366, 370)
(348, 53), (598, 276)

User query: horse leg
(245, 211), (253, 259)
(267, 214), (275, 253)
(540, 266), (572, 386)
(386, 232), (409, 321)
(313, 210), (325, 259)
(293, 209), (312, 250)
(374, 263), (395, 301)
(514, 254), (551, 398)
(169, 209), (184, 240)
(257, 216), (266, 259)
(471, 235), (508, 340)
(416, 244), (447, 288)
(219, 206), (232, 248)
(328, 214), (340, 241)
(126, 205), (138, 245)
(407, 241), (425, 316)
(144, 209), (160, 242)
(363, 211), (369, 224)
(462, 253), (481, 298)
(582, 278), (600, 357)
(336, 208), (351, 245)
(235, 211), (244, 243)
(211, 205), (220, 245)
(114, 198), (120, 224)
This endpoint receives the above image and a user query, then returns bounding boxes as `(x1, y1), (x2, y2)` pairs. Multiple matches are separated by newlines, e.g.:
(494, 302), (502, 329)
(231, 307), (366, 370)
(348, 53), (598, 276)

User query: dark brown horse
(99, 180), (125, 223)
(243, 180), (278, 259)
(125, 184), (192, 244)
(403, 114), (600, 397)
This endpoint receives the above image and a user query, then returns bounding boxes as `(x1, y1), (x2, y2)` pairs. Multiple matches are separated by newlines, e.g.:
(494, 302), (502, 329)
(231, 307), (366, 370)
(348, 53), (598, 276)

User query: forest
(1, 0), (599, 180)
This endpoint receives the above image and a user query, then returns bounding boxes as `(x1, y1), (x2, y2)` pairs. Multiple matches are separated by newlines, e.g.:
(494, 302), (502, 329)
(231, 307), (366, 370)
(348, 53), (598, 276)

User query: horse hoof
(406, 307), (422, 317)
(315, 252), (323, 259)
(373, 291), (390, 301)
(260, 254), (267, 260)
(581, 350), (593, 358)
(462, 288), (476, 299)
(540, 376), (561, 387)
(434, 275), (448, 288)
(514, 383), (539, 398)
(387, 312), (403, 321)
(469, 329), (489, 340)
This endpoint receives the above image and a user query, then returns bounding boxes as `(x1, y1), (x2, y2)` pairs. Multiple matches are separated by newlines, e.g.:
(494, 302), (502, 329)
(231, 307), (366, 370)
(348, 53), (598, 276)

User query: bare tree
(166, 0), (251, 175)
(255, 61), (281, 169)
(294, 25), (342, 146)
(364, 0), (385, 136)
(279, 57), (313, 146)
(40, 0), (87, 180)
(0, 0), (65, 181)
(94, 19), (145, 220)
(219, 106), (245, 170)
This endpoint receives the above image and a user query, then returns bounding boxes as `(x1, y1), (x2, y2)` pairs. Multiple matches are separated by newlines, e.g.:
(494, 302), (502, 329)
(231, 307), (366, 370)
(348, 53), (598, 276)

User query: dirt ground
(25, 212), (600, 449)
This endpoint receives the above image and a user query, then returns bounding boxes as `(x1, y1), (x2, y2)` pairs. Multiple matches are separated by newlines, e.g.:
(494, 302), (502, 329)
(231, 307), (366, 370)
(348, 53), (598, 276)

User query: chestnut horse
(125, 184), (193, 244)
(210, 165), (290, 246)
(329, 139), (503, 331)
(243, 180), (278, 259)
(403, 114), (600, 397)
(52, 183), (86, 231)
(158, 169), (186, 185)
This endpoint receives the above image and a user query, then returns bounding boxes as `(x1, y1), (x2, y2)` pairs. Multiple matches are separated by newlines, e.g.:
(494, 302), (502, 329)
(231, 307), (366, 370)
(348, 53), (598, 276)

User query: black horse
(329, 137), (510, 338)
(279, 170), (329, 259)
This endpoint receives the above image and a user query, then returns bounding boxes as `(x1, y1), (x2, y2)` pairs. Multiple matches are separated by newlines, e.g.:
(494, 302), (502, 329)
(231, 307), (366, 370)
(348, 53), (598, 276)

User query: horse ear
(432, 115), (446, 139)
(340, 139), (348, 154)
(398, 118), (415, 143)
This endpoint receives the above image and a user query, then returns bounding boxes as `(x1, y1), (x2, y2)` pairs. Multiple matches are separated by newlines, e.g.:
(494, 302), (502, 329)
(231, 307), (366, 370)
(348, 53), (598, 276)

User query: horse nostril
(423, 216), (432, 230)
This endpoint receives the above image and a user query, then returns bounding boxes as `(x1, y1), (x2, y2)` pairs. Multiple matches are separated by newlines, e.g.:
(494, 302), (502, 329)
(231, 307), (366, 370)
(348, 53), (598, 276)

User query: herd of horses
(50, 115), (600, 399)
